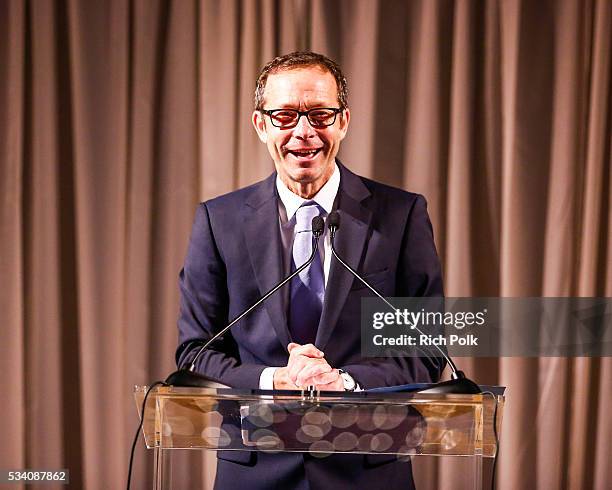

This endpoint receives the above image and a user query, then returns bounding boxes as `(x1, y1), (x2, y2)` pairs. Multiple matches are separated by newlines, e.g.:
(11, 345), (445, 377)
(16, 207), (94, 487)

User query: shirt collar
(276, 162), (340, 221)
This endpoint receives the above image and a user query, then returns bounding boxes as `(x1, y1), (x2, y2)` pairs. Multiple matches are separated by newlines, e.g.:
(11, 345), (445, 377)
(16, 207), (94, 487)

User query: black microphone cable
(482, 390), (500, 490)
(126, 380), (166, 490)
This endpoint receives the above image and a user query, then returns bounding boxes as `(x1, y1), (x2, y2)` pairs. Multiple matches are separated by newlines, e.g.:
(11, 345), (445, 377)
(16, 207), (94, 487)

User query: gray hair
(254, 51), (348, 110)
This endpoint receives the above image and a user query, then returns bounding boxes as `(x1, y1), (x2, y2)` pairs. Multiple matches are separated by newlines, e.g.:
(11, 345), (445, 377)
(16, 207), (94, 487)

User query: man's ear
(338, 108), (350, 141)
(252, 111), (267, 143)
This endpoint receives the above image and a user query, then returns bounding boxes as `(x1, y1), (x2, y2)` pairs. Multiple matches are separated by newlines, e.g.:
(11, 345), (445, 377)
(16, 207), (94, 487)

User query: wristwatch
(338, 369), (356, 392)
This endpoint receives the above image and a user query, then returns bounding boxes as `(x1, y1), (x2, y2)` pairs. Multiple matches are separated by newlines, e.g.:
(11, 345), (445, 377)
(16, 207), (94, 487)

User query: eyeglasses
(260, 108), (343, 129)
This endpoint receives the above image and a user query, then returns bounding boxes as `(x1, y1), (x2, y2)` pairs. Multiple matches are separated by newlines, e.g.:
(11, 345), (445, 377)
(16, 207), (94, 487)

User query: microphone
(166, 215), (326, 388)
(326, 211), (480, 394)
(128, 217), (326, 489)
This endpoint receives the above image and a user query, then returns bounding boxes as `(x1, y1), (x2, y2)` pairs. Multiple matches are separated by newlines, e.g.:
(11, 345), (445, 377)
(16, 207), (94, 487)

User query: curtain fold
(1, 1), (610, 488)
(0, 0), (26, 476)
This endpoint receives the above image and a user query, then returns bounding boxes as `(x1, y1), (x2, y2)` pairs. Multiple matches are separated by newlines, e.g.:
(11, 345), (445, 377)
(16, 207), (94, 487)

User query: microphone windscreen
(312, 216), (325, 236)
(327, 211), (340, 230)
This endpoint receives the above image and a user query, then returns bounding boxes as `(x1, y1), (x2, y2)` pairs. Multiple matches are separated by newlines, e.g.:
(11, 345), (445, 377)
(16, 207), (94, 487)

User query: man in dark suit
(176, 52), (444, 490)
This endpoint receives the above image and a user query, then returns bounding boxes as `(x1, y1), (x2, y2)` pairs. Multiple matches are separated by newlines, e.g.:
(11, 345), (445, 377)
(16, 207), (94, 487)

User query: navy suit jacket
(176, 162), (445, 489)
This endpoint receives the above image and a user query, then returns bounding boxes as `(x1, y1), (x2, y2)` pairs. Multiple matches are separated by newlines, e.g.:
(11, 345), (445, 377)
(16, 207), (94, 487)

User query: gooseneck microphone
(128, 216), (325, 489)
(165, 215), (326, 388)
(326, 211), (480, 394)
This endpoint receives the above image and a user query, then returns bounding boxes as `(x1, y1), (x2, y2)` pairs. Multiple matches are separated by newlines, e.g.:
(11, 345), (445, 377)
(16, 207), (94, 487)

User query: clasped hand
(273, 343), (343, 391)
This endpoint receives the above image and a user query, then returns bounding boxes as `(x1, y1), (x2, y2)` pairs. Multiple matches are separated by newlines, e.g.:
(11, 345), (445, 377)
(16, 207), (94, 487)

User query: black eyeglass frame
(260, 107), (344, 129)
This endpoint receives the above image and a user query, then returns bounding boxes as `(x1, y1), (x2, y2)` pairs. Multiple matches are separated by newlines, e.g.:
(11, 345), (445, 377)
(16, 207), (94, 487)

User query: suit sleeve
(175, 203), (266, 388)
(341, 195), (447, 388)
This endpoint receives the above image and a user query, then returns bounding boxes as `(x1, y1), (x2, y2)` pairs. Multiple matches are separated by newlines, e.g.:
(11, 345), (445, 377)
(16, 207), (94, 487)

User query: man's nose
(292, 114), (317, 139)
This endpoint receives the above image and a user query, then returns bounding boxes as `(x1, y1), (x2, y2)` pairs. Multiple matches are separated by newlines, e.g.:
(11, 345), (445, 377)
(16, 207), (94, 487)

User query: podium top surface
(135, 385), (503, 458)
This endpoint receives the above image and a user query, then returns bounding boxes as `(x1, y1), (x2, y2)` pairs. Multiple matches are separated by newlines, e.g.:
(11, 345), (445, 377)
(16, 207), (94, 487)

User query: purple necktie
(288, 202), (325, 345)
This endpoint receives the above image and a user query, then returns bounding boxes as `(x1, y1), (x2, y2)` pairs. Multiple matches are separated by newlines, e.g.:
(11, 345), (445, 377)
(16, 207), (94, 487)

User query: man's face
(252, 67), (350, 197)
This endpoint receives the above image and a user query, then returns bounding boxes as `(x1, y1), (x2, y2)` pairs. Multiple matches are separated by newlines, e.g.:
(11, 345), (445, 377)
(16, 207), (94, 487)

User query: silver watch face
(340, 371), (355, 391)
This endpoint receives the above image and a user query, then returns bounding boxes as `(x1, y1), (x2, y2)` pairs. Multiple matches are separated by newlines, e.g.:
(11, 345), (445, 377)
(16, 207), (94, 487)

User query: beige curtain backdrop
(1, 0), (610, 488)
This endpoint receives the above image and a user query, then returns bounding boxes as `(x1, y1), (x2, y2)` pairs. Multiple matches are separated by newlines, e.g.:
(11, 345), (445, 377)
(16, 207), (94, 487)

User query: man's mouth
(286, 148), (323, 160)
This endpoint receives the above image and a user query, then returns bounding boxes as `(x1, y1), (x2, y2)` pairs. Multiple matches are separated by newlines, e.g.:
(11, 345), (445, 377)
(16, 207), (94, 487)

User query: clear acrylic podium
(134, 385), (504, 489)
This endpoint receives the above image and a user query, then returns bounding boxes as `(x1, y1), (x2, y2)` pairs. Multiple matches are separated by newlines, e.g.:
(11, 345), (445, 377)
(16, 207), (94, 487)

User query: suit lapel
(316, 164), (372, 351)
(242, 174), (292, 350)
